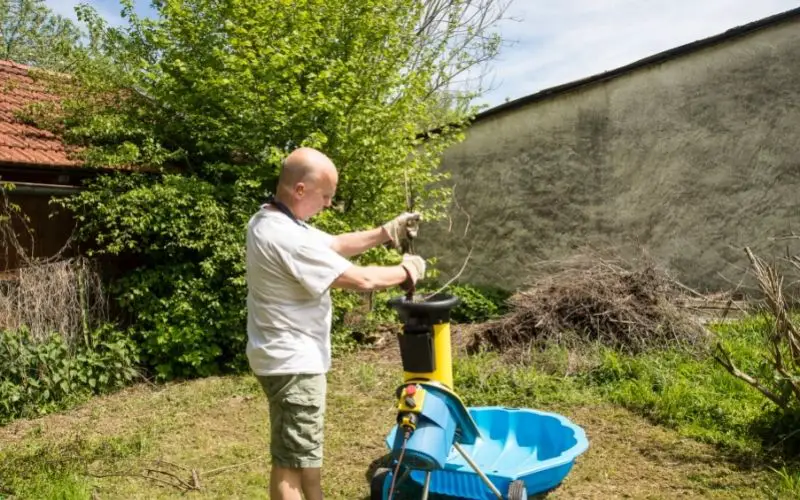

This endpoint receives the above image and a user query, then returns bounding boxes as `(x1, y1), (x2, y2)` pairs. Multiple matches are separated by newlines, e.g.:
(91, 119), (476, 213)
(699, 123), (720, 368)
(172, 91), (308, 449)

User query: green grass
(453, 315), (799, 460)
(586, 347), (769, 456)
(585, 315), (800, 459)
(2, 314), (800, 498)
(0, 433), (148, 499)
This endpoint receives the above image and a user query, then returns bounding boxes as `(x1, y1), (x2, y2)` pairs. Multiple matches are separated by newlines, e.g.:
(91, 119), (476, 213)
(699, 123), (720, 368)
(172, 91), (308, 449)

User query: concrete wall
(420, 18), (800, 293)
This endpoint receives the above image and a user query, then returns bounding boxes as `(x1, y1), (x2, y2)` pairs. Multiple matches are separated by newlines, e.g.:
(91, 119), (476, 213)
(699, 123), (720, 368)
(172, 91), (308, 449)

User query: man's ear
(295, 182), (305, 196)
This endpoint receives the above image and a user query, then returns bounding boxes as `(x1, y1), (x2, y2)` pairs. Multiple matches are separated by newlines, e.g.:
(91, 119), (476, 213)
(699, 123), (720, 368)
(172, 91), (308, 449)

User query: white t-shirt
(245, 205), (353, 376)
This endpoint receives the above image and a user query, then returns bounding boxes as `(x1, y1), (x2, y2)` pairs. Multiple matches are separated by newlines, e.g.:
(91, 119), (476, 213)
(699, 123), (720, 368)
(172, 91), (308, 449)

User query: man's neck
(271, 194), (303, 222)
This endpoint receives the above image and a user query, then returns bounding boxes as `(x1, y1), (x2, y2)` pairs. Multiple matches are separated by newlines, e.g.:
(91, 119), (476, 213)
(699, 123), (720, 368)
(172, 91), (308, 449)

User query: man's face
(294, 167), (338, 220)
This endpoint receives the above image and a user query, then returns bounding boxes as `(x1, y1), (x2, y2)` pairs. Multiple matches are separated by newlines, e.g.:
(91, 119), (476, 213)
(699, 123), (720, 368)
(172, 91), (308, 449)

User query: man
(245, 147), (426, 500)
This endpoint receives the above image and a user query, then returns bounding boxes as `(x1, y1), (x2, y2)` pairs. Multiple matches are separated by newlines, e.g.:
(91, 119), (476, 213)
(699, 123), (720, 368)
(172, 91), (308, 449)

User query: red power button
(406, 384), (417, 396)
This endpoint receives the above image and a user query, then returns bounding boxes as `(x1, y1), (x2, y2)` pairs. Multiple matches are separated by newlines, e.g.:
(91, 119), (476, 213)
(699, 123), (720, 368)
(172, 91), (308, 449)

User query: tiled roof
(0, 59), (80, 168)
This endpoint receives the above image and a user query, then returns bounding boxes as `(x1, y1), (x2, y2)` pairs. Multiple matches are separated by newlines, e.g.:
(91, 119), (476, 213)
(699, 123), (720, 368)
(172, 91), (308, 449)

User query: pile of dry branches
(470, 253), (710, 354)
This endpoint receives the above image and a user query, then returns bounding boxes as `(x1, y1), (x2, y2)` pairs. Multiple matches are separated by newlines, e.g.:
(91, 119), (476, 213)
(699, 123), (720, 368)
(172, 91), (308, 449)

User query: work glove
(400, 254), (426, 285)
(382, 212), (421, 250)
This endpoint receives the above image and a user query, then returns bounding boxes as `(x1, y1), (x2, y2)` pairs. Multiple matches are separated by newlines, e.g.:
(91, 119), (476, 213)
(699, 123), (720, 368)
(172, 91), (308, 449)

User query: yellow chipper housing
(396, 298), (455, 390)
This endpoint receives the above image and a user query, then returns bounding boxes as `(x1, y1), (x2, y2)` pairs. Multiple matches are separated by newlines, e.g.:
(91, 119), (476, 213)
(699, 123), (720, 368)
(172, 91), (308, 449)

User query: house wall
(419, 17), (800, 293)
(1, 191), (76, 271)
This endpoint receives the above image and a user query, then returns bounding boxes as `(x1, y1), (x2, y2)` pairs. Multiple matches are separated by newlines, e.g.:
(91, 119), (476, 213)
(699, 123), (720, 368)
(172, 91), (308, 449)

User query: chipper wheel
(370, 467), (391, 500)
(507, 479), (528, 500)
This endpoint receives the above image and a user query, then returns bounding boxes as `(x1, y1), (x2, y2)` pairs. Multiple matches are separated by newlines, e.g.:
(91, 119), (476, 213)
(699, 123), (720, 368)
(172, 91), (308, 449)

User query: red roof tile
(0, 59), (80, 169)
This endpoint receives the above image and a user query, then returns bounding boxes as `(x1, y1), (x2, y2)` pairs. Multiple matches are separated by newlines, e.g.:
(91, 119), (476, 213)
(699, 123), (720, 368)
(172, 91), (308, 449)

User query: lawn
(1, 323), (795, 499)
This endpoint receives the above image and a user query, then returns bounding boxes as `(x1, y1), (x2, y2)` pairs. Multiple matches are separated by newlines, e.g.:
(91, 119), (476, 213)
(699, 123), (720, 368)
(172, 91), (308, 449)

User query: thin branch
(767, 231), (800, 242)
(451, 184), (471, 237)
(202, 458), (262, 478)
(144, 468), (199, 491)
(423, 245), (473, 300)
(88, 471), (191, 492)
(153, 458), (190, 472)
(713, 344), (787, 408)
(192, 469), (202, 490)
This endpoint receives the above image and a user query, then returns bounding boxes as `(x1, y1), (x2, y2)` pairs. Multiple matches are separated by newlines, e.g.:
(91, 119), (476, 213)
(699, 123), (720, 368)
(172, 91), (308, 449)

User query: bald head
(278, 147), (336, 189)
(275, 147), (338, 220)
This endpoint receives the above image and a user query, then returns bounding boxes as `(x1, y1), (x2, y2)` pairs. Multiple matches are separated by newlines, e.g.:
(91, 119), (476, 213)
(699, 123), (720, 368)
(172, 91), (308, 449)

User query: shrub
(38, 0), (506, 380)
(0, 325), (139, 424)
(444, 283), (511, 323)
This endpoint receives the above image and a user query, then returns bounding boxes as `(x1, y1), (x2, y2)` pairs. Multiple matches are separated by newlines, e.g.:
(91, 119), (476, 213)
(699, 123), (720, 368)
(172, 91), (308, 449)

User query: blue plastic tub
(384, 406), (589, 499)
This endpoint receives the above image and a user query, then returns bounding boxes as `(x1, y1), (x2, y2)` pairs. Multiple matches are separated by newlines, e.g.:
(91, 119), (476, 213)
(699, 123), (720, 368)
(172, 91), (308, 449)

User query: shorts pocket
(281, 394), (324, 453)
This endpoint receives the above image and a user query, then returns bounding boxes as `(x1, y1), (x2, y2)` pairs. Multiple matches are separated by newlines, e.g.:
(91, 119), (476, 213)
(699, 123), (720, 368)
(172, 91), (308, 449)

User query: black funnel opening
(388, 293), (460, 326)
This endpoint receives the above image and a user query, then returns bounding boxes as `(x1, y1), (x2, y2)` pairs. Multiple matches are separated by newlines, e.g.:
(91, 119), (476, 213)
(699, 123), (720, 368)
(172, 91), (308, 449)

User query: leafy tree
(0, 0), (82, 70)
(33, 0), (508, 379)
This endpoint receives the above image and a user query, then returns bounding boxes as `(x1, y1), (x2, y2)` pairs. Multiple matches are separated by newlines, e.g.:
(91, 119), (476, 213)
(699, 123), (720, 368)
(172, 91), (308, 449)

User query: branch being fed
(424, 245), (473, 300)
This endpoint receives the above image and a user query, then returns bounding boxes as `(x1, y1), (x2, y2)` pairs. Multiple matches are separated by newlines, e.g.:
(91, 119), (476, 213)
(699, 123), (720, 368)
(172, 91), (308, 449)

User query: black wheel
(370, 467), (391, 500)
(508, 479), (528, 500)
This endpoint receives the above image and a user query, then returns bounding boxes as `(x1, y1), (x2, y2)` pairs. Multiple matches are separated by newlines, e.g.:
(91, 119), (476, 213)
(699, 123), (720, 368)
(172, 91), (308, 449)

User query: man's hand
(382, 212), (421, 249)
(401, 254), (426, 284)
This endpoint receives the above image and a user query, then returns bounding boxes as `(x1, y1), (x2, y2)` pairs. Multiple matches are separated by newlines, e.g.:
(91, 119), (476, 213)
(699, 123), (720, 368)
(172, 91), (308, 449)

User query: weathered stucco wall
(420, 17), (800, 293)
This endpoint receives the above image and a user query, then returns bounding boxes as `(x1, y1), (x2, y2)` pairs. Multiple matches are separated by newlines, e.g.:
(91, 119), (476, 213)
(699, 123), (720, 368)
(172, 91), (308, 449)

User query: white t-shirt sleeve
(285, 235), (352, 297)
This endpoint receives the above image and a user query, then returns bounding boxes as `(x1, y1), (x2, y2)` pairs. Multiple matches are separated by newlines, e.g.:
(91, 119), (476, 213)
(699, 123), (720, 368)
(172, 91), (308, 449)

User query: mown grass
(1, 315), (800, 498)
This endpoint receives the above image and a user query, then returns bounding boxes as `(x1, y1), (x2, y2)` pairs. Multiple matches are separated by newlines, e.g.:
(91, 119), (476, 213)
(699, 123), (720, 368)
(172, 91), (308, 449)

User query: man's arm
(330, 228), (389, 258)
(329, 212), (420, 258)
(331, 255), (426, 292)
(331, 264), (408, 291)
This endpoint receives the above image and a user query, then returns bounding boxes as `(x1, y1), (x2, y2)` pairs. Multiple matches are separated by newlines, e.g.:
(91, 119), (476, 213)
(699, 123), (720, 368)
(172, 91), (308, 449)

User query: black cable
(387, 429), (411, 500)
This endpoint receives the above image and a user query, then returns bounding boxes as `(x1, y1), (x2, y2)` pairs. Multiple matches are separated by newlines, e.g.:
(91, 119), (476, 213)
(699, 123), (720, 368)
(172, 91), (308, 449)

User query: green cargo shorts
(256, 373), (327, 469)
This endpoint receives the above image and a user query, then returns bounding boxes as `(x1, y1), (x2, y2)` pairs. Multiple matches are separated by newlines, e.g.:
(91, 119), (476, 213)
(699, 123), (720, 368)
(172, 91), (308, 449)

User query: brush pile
(470, 253), (710, 354)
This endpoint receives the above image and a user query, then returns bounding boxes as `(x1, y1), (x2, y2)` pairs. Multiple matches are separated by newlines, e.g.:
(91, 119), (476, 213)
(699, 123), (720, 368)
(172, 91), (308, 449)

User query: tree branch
(713, 343), (788, 408)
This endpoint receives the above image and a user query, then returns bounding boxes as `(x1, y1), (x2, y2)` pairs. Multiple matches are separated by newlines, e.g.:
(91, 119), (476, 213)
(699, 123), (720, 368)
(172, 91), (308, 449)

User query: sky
(45, 0), (800, 109)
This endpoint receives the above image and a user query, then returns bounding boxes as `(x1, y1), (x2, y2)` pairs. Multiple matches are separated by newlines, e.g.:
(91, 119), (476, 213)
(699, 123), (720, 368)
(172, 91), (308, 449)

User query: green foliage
(764, 466), (800, 498)
(444, 283), (511, 323)
(36, 0), (504, 379)
(0, 325), (139, 424)
(0, 0), (82, 70)
(62, 173), (249, 379)
(587, 348), (768, 455)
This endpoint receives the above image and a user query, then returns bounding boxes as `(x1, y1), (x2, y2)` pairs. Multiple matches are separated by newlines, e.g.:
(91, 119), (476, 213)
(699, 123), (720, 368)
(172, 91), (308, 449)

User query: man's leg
(270, 466), (303, 500)
(268, 466), (321, 500)
(257, 373), (327, 500)
(300, 467), (322, 500)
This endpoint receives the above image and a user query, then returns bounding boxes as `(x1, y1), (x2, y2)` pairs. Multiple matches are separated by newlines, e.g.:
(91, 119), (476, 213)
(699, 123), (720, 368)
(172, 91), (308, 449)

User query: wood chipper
(370, 293), (589, 500)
